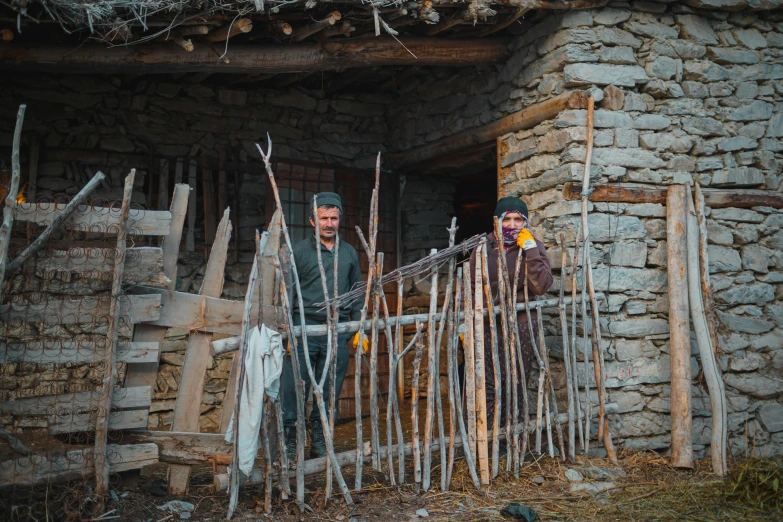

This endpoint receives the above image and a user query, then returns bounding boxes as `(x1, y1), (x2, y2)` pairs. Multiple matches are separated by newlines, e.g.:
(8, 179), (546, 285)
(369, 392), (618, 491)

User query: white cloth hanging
(224, 324), (284, 476)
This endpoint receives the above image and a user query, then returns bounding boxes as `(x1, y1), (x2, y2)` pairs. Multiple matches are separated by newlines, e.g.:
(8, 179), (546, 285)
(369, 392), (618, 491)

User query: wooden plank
(0, 38), (509, 74)
(0, 342), (158, 364)
(18, 246), (167, 287)
(186, 159), (197, 251)
(202, 156), (216, 245)
(134, 287), (244, 334)
(168, 208), (232, 495)
(390, 90), (588, 168)
(124, 430), (232, 465)
(562, 182), (783, 209)
(14, 203), (172, 236)
(0, 443), (158, 488)
(55, 409), (149, 434)
(159, 159), (170, 211)
(0, 294), (161, 324)
(1, 386), (152, 413)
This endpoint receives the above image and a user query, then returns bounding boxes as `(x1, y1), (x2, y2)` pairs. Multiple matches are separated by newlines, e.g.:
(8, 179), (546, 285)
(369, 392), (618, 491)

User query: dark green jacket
(292, 235), (363, 324)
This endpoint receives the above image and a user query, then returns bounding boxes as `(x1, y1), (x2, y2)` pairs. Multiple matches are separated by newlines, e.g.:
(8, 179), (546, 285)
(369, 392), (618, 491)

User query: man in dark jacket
(281, 192), (365, 458)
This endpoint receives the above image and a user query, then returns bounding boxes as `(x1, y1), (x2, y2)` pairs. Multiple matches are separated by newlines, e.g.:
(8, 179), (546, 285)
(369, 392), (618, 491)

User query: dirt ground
(106, 451), (780, 522)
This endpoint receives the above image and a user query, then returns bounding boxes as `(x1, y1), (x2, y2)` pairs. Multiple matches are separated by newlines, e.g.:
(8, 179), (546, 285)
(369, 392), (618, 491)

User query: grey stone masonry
(491, 2), (783, 460)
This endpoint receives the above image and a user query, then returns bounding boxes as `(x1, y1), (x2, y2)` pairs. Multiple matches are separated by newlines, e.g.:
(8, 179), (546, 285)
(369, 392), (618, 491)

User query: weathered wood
(463, 260), (477, 461)
(10, 246), (166, 287)
(0, 443), (158, 488)
(1, 341), (158, 364)
(227, 233), (261, 519)
(562, 182), (783, 209)
(204, 19), (253, 42)
(211, 293), (605, 352)
(168, 208), (232, 495)
(133, 287), (245, 333)
(124, 431), (230, 464)
(473, 242), (490, 485)
(559, 235), (575, 462)
(0, 38), (508, 74)
(202, 157), (217, 245)
(14, 202), (172, 236)
(186, 159), (197, 251)
(667, 184), (693, 469)
(159, 159), (170, 210)
(0, 294), (160, 324)
(292, 11), (341, 42)
(1, 386), (151, 414)
(422, 248), (439, 490)
(162, 184), (189, 288)
(95, 171), (135, 501)
(687, 187), (728, 477)
(390, 90), (588, 168)
(213, 403), (620, 492)
(56, 409), (150, 434)
(6, 172), (106, 277)
(0, 105), (24, 293)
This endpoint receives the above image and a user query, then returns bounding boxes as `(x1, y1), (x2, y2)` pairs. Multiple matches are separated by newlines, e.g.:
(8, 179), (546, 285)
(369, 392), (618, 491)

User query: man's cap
(493, 196), (529, 220)
(312, 191), (342, 212)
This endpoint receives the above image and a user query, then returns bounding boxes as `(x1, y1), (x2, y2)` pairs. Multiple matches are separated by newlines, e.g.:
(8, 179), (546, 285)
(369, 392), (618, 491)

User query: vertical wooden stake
(422, 248), (438, 490)
(369, 252), (383, 471)
(0, 105), (25, 293)
(667, 184), (693, 469)
(411, 329), (424, 488)
(463, 260), (477, 460)
(94, 170), (135, 504)
(473, 242), (490, 485)
(480, 244), (501, 479)
(559, 235), (575, 462)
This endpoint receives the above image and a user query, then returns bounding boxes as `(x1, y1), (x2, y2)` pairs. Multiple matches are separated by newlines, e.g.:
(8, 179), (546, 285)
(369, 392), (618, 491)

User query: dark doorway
(453, 166), (498, 243)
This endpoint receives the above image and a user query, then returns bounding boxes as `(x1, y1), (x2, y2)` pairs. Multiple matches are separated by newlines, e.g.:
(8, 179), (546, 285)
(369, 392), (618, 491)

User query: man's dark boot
(310, 422), (327, 459)
(285, 427), (297, 458)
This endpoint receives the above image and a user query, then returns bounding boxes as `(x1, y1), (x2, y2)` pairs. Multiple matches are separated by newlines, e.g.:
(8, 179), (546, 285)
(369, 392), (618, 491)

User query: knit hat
(493, 197), (528, 220)
(311, 191), (342, 212)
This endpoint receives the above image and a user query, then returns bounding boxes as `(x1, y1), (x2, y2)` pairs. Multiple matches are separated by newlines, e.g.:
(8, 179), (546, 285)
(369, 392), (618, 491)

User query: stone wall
(495, 2), (783, 458)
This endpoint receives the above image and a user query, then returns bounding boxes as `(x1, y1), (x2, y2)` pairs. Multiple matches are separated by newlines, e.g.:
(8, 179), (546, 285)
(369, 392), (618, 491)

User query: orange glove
(459, 333), (465, 344)
(351, 332), (370, 353)
(516, 228), (537, 251)
(286, 339), (296, 356)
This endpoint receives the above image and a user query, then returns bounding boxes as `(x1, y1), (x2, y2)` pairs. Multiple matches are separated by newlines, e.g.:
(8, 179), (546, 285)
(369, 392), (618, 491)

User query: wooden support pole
(179, 25), (210, 36)
(666, 184), (693, 469)
(94, 169), (135, 504)
(0, 104), (25, 294)
(204, 19), (253, 42)
(687, 187), (728, 477)
(6, 172), (105, 277)
(473, 242), (490, 485)
(463, 260), (477, 461)
(168, 208), (232, 495)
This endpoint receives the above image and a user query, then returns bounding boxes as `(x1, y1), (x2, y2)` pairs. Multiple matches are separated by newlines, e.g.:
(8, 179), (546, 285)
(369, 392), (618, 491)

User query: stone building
(1, 0), (782, 461)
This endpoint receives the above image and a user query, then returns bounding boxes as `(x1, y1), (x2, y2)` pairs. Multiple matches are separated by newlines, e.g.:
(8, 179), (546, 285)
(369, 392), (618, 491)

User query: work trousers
(281, 327), (351, 429)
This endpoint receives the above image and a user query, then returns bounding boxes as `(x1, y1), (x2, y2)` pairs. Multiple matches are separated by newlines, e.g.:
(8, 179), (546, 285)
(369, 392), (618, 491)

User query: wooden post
(94, 170), (135, 503)
(480, 243), (501, 479)
(168, 208), (232, 494)
(226, 233), (262, 519)
(422, 248), (438, 490)
(0, 105), (25, 294)
(186, 159), (197, 252)
(686, 187), (728, 476)
(463, 260), (477, 460)
(473, 242), (490, 485)
(202, 156), (216, 246)
(667, 184), (693, 469)
(159, 159), (170, 210)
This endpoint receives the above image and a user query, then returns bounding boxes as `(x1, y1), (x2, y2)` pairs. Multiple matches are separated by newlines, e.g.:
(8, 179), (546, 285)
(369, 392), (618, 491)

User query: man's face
(502, 212), (527, 230)
(310, 206), (341, 239)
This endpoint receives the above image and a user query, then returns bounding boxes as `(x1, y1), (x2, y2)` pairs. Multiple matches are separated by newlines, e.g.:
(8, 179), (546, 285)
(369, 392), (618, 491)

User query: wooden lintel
(390, 90), (589, 169)
(0, 38), (508, 74)
(562, 182), (783, 209)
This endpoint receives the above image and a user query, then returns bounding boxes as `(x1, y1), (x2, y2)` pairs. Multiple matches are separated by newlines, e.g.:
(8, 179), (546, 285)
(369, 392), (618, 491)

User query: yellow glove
(516, 228), (537, 251)
(459, 333), (465, 344)
(351, 332), (370, 354)
(286, 339), (296, 356)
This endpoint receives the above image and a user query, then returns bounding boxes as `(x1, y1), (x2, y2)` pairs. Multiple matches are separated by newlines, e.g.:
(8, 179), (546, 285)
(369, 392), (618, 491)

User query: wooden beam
(1, 386), (151, 414)
(124, 430), (232, 465)
(0, 38), (509, 74)
(562, 183), (783, 209)
(14, 202), (172, 236)
(204, 19), (253, 43)
(168, 209), (232, 495)
(390, 90), (589, 168)
(132, 286), (245, 334)
(0, 444), (158, 488)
